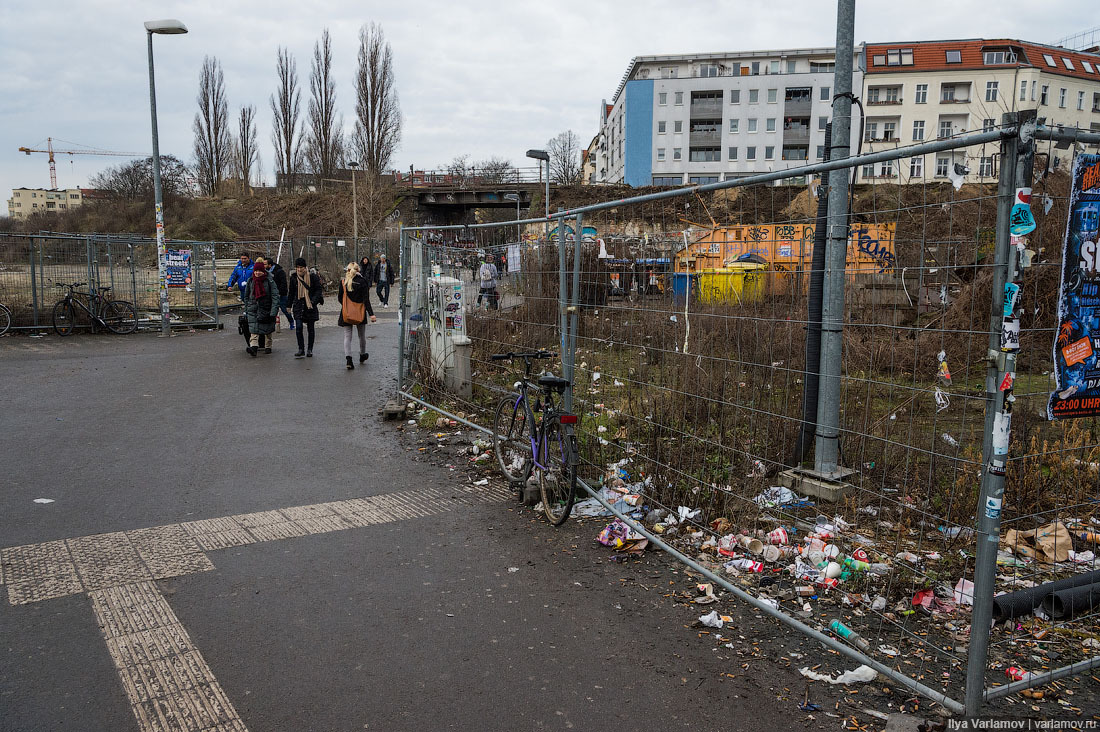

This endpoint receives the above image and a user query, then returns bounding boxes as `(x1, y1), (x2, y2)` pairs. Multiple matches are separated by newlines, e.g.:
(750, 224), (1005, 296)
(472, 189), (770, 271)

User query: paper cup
(766, 527), (789, 545)
(739, 535), (764, 555)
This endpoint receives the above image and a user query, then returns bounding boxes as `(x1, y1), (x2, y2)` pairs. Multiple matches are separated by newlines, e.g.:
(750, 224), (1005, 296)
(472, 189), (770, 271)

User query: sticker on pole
(1009, 187), (1037, 236)
(1003, 282), (1020, 317)
(1000, 317), (1021, 352)
(1048, 153), (1100, 420)
(992, 411), (1011, 455)
(985, 496), (1003, 520)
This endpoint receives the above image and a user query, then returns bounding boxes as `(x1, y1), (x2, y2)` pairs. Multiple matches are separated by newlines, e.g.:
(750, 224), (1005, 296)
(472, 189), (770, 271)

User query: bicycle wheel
(53, 301), (76, 336)
(539, 418), (577, 526)
(493, 395), (531, 483)
(102, 300), (138, 334)
(0, 304), (10, 336)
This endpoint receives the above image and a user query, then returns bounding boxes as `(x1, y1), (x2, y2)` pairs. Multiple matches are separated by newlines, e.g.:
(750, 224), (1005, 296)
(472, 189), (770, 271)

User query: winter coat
(336, 273), (374, 327)
(227, 261), (254, 297)
(287, 272), (324, 323)
(244, 277), (280, 335)
(270, 263), (289, 298)
(373, 261), (395, 285)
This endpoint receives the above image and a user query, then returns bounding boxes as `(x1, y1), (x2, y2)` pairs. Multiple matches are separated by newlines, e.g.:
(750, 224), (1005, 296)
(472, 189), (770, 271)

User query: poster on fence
(165, 248), (192, 288)
(1048, 153), (1100, 420)
(507, 244), (521, 273)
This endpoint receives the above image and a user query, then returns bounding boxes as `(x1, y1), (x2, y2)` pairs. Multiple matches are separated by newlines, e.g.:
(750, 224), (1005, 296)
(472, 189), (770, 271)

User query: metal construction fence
(396, 113), (1100, 717)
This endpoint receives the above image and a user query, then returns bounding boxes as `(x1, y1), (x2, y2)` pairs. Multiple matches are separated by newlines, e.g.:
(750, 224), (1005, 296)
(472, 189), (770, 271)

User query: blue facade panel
(623, 80), (653, 187)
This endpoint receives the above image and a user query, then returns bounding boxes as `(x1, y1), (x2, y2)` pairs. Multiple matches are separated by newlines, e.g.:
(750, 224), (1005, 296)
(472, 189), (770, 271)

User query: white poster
(507, 244), (521, 273)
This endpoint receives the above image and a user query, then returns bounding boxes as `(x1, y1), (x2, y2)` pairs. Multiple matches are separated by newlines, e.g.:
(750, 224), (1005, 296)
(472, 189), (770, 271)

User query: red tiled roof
(866, 39), (1100, 83)
(605, 104), (614, 115)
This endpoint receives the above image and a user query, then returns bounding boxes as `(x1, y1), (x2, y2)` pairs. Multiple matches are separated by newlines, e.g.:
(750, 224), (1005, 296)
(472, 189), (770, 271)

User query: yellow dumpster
(697, 263), (768, 304)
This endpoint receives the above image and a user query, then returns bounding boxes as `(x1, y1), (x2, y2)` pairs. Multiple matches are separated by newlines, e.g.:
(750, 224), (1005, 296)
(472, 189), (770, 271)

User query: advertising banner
(165, 248), (192, 288)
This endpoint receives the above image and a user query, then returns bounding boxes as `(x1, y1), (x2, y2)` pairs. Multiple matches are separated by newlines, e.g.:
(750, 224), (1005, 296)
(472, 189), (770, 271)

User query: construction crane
(17, 137), (145, 189)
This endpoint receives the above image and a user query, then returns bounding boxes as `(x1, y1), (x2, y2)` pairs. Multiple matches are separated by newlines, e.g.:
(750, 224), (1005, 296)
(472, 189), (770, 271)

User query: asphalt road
(0, 311), (841, 732)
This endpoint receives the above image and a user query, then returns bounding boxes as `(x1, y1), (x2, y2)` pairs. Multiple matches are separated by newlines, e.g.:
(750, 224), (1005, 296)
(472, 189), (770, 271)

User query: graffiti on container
(853, 227), (896, 273)
(776, 224), (798, 241)
(746, 226), (768, 242)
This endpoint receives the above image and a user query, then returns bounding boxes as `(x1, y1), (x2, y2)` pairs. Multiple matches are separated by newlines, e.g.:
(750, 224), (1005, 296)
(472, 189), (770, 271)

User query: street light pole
(349, 161), (359, 261)
(144, 19), (187, 337)
(526, 148), (550, 242)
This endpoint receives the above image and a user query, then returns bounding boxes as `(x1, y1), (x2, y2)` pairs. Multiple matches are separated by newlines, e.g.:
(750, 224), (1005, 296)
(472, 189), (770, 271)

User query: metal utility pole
(812, 0), (855, 477)
(527, 149), (550, 243)
(349, 161), (359, 261)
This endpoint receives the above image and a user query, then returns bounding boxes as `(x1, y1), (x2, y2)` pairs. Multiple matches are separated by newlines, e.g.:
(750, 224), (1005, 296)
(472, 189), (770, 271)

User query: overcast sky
(1, 1), (1095, 203)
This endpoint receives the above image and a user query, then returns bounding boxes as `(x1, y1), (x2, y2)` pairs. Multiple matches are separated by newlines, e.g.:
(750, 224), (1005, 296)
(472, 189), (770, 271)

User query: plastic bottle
(828, 619), (871, 652)
(869, 563), (892, 576)
(843, 557), (870, 572)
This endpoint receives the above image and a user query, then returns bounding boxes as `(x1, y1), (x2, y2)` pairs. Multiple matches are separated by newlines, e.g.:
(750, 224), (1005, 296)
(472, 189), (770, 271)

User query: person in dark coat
(267, 259), (293, 330)
(373, 254), (395, 308)
(337, 261), (376, 370)
(288, 257), (324, 358)
(244, 260), (280, 357)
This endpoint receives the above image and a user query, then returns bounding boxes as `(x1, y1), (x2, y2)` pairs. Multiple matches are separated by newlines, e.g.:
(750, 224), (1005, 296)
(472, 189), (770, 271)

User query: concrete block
(777, 468), (851, 503)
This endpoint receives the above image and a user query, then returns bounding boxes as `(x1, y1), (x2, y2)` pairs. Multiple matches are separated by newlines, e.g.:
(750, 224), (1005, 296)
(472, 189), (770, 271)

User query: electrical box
(427, 276), (471, 397)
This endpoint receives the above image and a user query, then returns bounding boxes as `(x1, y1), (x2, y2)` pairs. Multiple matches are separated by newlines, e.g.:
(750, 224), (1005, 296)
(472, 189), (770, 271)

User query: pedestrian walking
(267, 258), (293, 330)
(288, 257), (323, 359)
(244, 260), (279, 357)
(226, 252), (254, 301)
(337, 261), (376, 370)
(373, 253), (395, 308)
(477, 257), (499, 310)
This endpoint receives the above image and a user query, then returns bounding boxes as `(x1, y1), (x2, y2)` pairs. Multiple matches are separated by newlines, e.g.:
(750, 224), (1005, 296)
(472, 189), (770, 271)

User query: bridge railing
(390, 166), (546, 188)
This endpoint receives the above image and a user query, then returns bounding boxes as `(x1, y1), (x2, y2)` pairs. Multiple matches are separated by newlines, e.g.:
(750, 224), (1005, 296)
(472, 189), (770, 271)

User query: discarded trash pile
(580, 458), (1100, 717)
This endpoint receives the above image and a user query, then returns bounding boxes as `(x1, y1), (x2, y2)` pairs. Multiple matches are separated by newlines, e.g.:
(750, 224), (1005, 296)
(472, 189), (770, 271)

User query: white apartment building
(856, 39), (1100, 184)
(7, 187), (85, 220)
(594, 46), (866, 187)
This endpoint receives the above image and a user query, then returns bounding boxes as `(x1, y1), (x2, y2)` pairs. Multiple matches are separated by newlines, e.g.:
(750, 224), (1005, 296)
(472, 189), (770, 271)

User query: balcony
(940, 97), (972, 104)
(690, 99), (723, 117)
(689, 130), (722, 146)
(866, 98), (902, 106)
(782, 126), (811, 145)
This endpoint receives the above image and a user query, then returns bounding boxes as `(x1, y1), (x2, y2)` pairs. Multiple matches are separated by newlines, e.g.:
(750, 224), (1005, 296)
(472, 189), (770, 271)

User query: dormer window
(945, 50), (962, 64)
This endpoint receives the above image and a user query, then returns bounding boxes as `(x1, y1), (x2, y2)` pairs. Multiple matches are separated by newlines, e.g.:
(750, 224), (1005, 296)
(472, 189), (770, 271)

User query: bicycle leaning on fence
(491, 350), (580, 525)
(0, 302), (10, 336)
(52, 282), (138, 336)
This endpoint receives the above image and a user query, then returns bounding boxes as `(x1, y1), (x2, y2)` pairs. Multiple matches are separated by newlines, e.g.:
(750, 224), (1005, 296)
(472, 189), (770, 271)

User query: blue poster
(1048, 154), (1100, 419)
(165, 248), (192, 288)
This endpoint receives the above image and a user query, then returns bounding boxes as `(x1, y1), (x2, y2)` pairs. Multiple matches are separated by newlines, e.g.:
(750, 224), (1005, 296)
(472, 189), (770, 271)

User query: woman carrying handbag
(337, 261), (376, 370)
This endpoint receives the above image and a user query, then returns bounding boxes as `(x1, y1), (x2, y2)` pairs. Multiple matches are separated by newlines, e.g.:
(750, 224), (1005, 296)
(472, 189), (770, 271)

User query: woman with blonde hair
(336, 261), (376, 370)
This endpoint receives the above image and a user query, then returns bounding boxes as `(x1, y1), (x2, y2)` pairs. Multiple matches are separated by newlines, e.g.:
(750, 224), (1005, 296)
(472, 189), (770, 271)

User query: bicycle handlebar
(491, 350), (556, 361)
(56, 282), (87, 289)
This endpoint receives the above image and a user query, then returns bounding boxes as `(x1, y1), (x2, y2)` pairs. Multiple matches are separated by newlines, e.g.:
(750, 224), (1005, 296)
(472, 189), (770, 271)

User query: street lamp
(348, 161), (359, 260)
(526, 148), (550, 242)
(503, 193), (520, 245)
(144, 18), (188, 337)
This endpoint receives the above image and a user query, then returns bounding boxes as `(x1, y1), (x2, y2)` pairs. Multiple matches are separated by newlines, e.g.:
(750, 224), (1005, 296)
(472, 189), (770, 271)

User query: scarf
(251, 269), (268, 299)
(296, 272), (312, 309)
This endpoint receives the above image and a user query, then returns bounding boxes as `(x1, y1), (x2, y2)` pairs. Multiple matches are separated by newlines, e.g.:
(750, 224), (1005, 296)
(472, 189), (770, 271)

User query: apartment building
(857, 39), (1100, 184)
(6, 187), (85, 220)
(593, 46), (866, 187)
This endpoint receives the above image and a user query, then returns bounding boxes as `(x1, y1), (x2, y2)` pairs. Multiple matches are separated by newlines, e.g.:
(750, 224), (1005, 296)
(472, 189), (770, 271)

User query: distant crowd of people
(226, 251), (394, 367)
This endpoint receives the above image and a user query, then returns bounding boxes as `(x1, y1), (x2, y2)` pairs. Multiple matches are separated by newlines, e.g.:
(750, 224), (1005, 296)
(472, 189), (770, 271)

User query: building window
(820, 86), (830, 101)
(787, 59), (798, 73)
(1079, 91), (1086, 111)
(914, 84), (927, 104)
(939, 119), (954, 138)
(864, 121), (878, 142)
(945, 50), (962, 63)
(70, 194), (79, 199)
(766, 118), (776, 132)
(983, 49), (1016, 65)
(985, 81), (999, 102)
(1095, 92), (1100, 112)
(887, 48), (914, 66)
(765, 146), (775, 160)
(767, 88), (777, 103)
(879, 160), (894, 177)
(910, 156), (923, 178)
(1043, 54), (1056, 67)
(689, 147), (721, 162)
(811, 61), (834, 73)
(1019, 80), (1027, 101)
(1031, 80), (1037, 100)
(748, 89), (759, 103)
(751, 61), (760, 75)
(699, 64), (718, 78)
(674, 120), (683, 133)
(769, 60), (780, 74)
(657, 148), (666, 161)
(817, 145), (825, 159)
(979, 156), (995, 177)
(818, 115), (828, 131)
(746, 146), (757, 160)
(747, 118), (758, 132)
(658, 121), (667, 133)
(658, 92), (667, 105)
(662, 67), (678, 79)
(729, 119), (739, 133)
(941, 84), (956, 102)
(690, 175), (720, 185)
(1059, 88), (1067, 108)
(883, 121), (896, 141)
(1063, 58), (1075, 71)
(730, 89), (740, 104)
(652, 175), (682, 186)
(912, 120), (925, 140)
(862, 163), (875, 178)
(728, 146), (738, 160)
(1084, 61), (1096, 73)
(872, 55), (885, 67)
(983, 118), (995, 132)
(935, 156), (950, 177)
(673, 148), (682, 160)
(1040, 85), (1049, 105)
(782, 146), (807, 161)
(675, 91), (684, 105)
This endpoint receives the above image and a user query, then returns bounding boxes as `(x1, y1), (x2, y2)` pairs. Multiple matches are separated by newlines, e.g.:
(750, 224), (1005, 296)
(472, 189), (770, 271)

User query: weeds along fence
(398, 116), (1100, 716)
(0, 233), (279, 330)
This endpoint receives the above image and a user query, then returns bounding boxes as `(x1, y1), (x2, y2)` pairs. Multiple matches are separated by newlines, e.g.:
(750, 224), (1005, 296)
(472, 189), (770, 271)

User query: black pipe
(790, 123), (831, 466)
(1043, 581), (1100, 620)
(991, 568), (1100, 621)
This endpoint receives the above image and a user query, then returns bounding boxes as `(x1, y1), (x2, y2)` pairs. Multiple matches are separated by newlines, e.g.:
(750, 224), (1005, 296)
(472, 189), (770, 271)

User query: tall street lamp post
(526, 149), (550, 242)
(348, 161), (359, 261)
(144, 18), (188, 337)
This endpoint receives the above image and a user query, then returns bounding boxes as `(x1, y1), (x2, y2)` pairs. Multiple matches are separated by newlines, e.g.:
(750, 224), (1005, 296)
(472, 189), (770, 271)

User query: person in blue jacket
(226, 252), (254, 301)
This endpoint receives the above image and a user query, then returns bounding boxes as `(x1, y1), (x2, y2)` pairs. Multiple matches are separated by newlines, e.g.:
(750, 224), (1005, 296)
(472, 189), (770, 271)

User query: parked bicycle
(52, 282), (138, 336)
(491, 350), (579, 525)
(0, 302), (10, 336)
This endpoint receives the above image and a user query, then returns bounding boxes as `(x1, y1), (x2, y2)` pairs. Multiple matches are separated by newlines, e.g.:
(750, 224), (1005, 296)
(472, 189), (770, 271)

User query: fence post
(812, 0), (856, 478)
(396, 226), (408, 391)
(211, 245), (220, 328)
(557, 208), (567, 359)
(964, 109), (1035, 717)
(29, 237), (39, 328)
(565, 213), (583, 412)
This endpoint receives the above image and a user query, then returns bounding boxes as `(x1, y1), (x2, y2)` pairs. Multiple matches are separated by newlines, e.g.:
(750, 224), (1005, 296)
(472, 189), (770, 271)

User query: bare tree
(271, 46), (304, 192)
(547, 130), (582, 184)
(353, 22), (402, 177)
(90, 156), (193, 201)
(476, 156), (518, 183)
(305, 29), (343, 189)
(233, 105), (258, 192)
(445, 154), (471, 187)
(192, 56), (231, 196)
